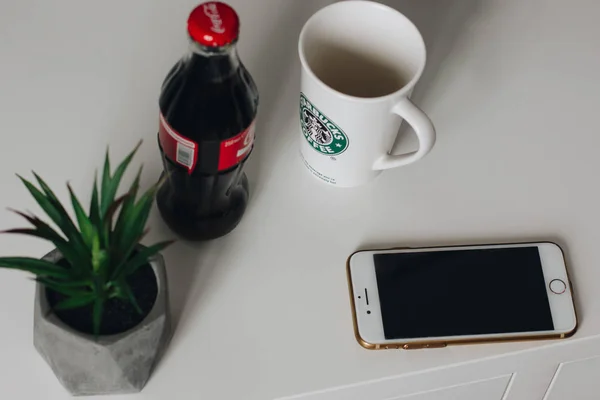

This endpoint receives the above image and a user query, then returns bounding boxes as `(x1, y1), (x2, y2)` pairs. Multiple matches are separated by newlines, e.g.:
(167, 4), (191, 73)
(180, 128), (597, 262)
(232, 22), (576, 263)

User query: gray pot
(33, 249), (172, 396)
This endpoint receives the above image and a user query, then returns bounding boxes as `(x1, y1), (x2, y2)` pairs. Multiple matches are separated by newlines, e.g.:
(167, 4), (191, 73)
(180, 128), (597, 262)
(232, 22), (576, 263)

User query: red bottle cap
(187, 2), (240, 47)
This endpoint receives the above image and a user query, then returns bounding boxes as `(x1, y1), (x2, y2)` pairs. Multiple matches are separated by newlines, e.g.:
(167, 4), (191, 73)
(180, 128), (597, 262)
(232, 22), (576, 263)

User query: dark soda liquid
(157, 45), (258, 240)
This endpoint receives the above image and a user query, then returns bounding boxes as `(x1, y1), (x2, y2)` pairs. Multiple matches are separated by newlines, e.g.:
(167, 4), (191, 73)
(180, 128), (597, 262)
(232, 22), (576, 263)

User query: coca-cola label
(218, 121), (255, 171)
(159, 113), (255, 173)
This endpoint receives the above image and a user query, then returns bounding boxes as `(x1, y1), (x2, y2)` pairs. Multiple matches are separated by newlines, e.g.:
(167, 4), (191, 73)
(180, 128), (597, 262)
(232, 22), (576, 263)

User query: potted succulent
(0, 143), (173, 396)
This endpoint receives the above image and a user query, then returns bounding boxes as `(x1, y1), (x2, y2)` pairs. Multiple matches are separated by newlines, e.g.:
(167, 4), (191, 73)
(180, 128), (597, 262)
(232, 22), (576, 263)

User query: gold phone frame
(346, 242), (578, 350)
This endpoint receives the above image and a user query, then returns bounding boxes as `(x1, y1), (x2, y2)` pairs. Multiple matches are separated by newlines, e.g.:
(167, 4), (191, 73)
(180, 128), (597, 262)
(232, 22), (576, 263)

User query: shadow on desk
(142, 206), (227, 359)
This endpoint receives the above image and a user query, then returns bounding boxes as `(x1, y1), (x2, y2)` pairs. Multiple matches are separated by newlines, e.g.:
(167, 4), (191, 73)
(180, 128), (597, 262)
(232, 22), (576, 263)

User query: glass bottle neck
(187, 41), (240, 82)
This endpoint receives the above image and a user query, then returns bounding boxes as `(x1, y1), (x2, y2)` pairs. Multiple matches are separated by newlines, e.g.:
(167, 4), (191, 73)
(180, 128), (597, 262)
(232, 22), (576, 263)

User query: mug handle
(372, 98), (436, 170)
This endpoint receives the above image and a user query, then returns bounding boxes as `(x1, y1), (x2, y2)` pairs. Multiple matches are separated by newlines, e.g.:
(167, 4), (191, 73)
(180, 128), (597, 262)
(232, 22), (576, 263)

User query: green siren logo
(300, 93), (349, 156)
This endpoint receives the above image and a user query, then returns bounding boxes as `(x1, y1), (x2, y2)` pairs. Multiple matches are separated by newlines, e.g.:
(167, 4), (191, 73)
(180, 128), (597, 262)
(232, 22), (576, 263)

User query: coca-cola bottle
(157, 2), (259, 240)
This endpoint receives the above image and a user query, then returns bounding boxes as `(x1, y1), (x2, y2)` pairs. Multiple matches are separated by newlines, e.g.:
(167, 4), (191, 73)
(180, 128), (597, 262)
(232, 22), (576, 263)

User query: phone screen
(374, 247), (554, 339)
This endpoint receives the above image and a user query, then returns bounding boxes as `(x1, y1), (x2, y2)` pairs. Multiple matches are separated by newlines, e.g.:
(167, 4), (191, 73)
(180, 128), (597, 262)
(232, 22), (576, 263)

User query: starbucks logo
(300, 93), (349, 155)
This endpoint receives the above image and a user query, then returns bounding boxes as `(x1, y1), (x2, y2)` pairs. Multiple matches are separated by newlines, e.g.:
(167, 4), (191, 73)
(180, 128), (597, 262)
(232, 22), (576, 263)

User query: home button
(549, 279), (567, 294)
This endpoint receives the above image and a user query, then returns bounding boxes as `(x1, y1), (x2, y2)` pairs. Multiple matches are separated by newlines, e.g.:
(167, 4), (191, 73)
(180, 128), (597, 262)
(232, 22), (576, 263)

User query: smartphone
(347, 242), (577, 350)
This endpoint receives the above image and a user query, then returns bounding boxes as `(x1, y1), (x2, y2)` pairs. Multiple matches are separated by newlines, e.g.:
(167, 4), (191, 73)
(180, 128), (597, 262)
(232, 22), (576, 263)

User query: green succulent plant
(0, 142), (172, 336)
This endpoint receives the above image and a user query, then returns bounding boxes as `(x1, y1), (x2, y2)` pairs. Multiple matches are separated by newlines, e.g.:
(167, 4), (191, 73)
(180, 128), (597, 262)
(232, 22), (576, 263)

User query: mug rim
(298, 0), (427, 103)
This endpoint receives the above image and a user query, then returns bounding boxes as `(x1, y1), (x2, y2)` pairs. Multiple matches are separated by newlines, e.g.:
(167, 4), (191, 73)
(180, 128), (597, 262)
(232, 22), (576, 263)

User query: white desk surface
(1, 0), (599, 399)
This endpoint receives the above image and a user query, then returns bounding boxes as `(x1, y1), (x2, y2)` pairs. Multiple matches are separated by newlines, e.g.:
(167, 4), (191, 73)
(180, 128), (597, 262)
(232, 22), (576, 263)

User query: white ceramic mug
(298, 0), (435, 187)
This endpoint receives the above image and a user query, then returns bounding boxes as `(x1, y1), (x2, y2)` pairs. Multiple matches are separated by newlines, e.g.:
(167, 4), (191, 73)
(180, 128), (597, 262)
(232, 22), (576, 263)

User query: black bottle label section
(159, 113), (256, 174)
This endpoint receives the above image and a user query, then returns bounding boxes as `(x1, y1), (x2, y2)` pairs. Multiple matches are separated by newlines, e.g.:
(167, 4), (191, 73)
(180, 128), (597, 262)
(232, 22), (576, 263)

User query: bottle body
(157, 23), (258, 240)
(156, 160), (251, 240)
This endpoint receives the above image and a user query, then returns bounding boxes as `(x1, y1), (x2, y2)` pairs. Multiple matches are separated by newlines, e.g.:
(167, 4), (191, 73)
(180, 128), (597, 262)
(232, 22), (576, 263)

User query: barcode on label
(176, 143), (194, 168)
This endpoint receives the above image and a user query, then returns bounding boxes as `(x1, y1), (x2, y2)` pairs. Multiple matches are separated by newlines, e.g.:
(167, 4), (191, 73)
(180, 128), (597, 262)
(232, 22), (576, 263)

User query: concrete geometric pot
(33, 248), (172, 396)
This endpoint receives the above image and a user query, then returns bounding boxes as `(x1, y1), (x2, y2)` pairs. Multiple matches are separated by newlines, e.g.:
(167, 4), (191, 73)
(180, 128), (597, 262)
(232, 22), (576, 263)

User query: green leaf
(68, 183), (94, 250)
(0, 257), (71, 279)
(92, 297), (104, 337)
(115, 279), (143, 314)
(4, 209), (81, 272)
(112, 240), (173, 280)
(32, 172), (80, 234)
(2, 227), (87, 274)
(19, 174), (89, 264)
(103, 194), (129, 238)
(126, 166), (142, 202)
(100, 148), (111, 216)
(5, 209), (86, 271)
(54, 294), (95, 311)
(8, 209), (65, 240)
(126, 166), (143, 204)
(3, 227), (47, 237)
(90, 228), (108, 273)
(89, 173), (101, 227)
(39, 277), (92, 288)
(37, 278), (92, 297)
(100, 141), (141, 218)
(100, 194), (129, 262)
(18, 175), (70, 235)
(115, 183), (161, 265)
(96, 251), (109, 275)
(110, 166), (142, 269)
